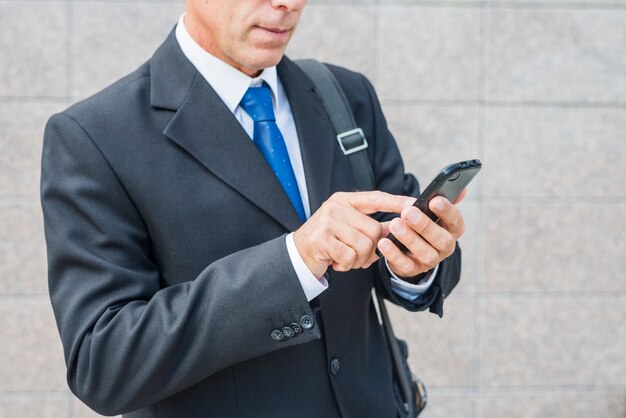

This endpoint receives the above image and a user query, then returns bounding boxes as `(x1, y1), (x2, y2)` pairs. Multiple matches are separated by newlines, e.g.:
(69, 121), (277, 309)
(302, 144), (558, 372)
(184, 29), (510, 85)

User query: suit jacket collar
(149, 29), (336, 231)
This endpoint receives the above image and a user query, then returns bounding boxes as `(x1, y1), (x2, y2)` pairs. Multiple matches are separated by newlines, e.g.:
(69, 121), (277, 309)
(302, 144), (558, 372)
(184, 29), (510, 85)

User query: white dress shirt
(175, 14), (436, 302)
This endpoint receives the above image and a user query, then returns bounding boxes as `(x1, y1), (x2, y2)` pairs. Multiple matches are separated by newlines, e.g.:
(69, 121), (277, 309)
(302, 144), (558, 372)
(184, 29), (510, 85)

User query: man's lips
(256, 24), (292, 33)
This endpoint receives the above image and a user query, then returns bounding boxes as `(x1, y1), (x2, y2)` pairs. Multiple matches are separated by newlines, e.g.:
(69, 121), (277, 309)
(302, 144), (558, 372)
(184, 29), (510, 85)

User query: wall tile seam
(446, 292), (626, 298)
(472, 5), (490, 409)
(66, 0), (74, 101)
(0, 0), (68, 4)
(474, 199), (626, 207)
(0, 391), (72, 400)
(376, 2), (626, 11)
(379, 100), (626, 109)
(0, 295), (50, 300)
(0, 97), (72, 103)
(424, 385), (626, 394)
(373, 0), (382, 85)
(473, 293), (626, 299)
(0, 198), (41, 204)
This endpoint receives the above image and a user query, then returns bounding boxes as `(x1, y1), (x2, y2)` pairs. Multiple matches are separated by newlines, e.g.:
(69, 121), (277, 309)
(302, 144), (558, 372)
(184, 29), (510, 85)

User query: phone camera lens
(448, 173), (461, 181)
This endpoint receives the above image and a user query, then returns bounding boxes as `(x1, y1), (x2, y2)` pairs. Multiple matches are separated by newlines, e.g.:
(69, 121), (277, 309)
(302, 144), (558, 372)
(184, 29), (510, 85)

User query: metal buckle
(415, 379), (428, 413)
(336, 128), (368, 155)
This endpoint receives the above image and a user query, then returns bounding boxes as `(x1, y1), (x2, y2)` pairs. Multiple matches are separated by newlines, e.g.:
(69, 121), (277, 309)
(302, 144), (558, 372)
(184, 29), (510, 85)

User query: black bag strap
(295, 59), (419, 418)
(295, 59), (375, 192)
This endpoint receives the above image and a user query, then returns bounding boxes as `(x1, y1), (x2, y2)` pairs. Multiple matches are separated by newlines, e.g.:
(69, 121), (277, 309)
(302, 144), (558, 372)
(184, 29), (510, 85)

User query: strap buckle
(336, 128), (368, 155)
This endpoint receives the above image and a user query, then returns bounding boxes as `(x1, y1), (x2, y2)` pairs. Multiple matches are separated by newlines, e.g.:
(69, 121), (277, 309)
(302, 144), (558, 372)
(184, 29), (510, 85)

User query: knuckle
(332, 191), (346, 202)
(371, 190), (385, 204)
(457, 221), (466, 237)
(424, 251), (439, 268)
(341, 246), (357, 266)
(449, 216), (461, 230)
(319, 221), (333, 236)
(418, 216), (433, 234)
(324, 200), (339, 213)
(441, 235), (455, 252)
(363, 237), (376, 256)
(416, 217), (431, 235)
(370, 221), (383, 239)
(401, 259), (414, 274)
(355, 237), (369, 256)
(387, 251), (400, 264)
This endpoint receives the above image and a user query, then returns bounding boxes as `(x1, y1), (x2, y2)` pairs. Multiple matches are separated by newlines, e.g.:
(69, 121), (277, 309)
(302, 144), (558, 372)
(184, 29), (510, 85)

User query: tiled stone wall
(1, 1), (624, 417)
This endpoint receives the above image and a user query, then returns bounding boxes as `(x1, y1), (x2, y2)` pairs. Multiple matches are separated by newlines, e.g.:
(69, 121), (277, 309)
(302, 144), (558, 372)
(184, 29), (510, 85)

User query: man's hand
(377, 192), (466, 280)
(293, 191), (409, 278)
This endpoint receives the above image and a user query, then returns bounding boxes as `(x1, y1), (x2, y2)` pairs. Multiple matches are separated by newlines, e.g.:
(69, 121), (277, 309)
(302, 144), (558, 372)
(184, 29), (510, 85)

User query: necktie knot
(240, 85), (276, 123)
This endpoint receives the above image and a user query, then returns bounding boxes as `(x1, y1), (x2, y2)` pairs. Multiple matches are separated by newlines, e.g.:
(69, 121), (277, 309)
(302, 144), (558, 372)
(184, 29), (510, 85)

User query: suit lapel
(278, 58), (337, 214)
(151, 31), (302, 232)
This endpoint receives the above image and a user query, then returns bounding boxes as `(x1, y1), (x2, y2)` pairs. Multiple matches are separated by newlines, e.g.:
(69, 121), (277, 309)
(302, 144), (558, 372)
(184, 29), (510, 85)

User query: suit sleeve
(355, 73), (462, 317)
(41, 113), (320, 416)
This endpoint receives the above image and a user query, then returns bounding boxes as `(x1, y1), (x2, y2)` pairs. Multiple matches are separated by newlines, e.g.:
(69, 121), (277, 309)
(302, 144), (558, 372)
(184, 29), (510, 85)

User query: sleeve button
(300, 314), (315, 330)
(282, 326), (295, 338)
(290, 322), (302, 334)
(271, 329), (285, 341)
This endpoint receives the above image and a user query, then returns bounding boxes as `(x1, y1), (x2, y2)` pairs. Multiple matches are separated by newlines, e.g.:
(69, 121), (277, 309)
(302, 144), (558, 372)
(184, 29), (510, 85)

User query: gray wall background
(0, 0), (624, 417)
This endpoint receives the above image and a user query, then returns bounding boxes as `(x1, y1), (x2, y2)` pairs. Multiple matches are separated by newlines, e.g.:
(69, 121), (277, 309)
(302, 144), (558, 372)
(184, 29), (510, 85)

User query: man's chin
(240, 52), (286, 74)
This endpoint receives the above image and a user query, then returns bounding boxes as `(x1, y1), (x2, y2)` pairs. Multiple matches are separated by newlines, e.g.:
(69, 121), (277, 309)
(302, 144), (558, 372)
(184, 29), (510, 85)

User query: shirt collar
(175, 13), (280, 113)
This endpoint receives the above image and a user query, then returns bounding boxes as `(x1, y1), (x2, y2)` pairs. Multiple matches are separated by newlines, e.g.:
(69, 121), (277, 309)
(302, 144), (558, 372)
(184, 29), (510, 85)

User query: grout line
(451, 292), (626, 299)
(373, 0), (381, 87)
(424, 385), (626, 395)
(67, 0), (74, 101)
(472, 3), (488, 417)
(0, 391), (71, 400)
(482, 292), (626, 299)
(376, 1), (626, 11)
(0, 196), (41, 205)
(0, 97), (71, 103)
(68, 396), (75, 418)
(0, 294), (50, 301)
(478, 197), (626, 204)
(482, 1), (626, 10)
(381, 99), (626, 109)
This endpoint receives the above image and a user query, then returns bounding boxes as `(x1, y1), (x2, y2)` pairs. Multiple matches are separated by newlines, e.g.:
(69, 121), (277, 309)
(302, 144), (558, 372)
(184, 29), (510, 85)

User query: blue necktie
(240, 85), (307, 222)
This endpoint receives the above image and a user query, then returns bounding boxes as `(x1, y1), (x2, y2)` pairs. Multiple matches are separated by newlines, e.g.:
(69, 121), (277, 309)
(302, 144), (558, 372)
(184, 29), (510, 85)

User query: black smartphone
(376, 159), (482, 257)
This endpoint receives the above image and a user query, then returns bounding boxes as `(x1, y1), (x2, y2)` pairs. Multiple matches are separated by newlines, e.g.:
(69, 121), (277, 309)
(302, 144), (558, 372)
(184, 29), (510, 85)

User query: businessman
(41, 0), (465, 416)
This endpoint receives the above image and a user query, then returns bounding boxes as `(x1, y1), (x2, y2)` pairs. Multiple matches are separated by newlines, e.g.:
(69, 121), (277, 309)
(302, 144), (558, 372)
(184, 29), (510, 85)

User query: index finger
(343, 191), (412, 215)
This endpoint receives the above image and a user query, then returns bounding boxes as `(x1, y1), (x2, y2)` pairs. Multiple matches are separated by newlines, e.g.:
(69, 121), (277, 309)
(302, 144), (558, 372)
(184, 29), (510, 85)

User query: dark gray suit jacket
(41, 29), (461, 418)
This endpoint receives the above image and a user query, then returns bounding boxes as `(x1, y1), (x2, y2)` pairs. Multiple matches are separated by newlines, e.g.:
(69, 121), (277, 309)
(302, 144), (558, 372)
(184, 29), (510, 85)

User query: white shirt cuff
(385, 257), (439, 302)
(285, 233), (329, 302)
